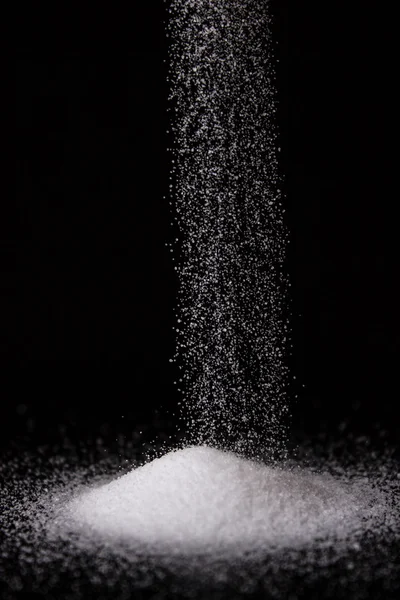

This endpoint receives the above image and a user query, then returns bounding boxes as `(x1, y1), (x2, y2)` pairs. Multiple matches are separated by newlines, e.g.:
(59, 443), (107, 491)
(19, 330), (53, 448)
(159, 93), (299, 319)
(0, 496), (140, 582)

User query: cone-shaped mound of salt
(65, 446), (364, 553)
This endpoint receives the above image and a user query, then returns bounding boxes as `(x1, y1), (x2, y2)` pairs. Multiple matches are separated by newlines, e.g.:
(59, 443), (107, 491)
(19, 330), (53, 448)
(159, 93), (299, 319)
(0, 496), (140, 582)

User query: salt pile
(64, 446), (372, 554)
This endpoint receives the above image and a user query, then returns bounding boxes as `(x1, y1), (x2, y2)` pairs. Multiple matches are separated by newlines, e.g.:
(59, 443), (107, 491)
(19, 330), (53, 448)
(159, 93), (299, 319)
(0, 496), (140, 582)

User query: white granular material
(65, 446), (371, 553)
(167, 0), (290, 457)
(2, 443), (399, 597)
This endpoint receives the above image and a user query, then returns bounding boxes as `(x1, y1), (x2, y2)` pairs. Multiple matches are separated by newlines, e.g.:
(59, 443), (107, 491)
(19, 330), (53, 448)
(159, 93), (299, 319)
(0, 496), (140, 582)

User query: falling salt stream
(1, 0), (399, 598)
(167, 0), (289, 459)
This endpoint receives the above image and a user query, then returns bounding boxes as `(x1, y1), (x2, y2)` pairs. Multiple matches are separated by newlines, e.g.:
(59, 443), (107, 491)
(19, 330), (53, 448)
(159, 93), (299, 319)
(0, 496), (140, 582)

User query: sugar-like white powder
(1, 441), (399, 598)
(64, 446), (374, 554)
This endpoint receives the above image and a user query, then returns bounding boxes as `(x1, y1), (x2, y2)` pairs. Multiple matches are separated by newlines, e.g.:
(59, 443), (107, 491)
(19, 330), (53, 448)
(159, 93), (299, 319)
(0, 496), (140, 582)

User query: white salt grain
(65, 446), (369, 554)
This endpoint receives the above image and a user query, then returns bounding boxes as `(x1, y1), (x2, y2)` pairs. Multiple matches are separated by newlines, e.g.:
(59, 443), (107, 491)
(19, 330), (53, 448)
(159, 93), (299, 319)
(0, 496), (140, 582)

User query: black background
(7, 1), (398, 451)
